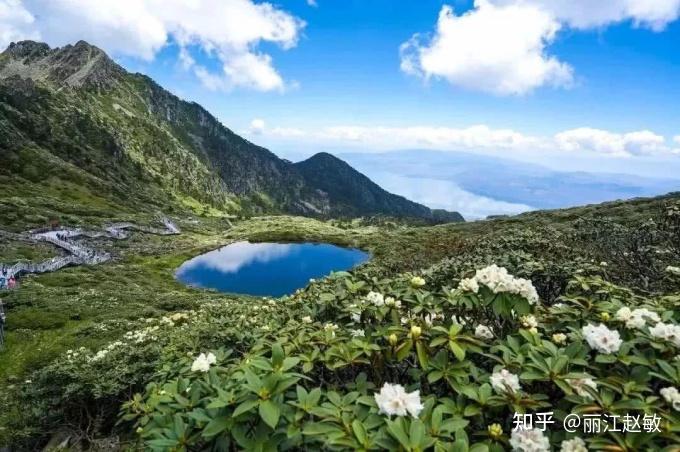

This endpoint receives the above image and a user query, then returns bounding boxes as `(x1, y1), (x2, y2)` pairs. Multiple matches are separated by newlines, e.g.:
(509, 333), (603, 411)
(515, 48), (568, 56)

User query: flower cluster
(666, 265), (680, 276)
(474, 324), (494, 340)
(410, 276), (426, 288)
(373, 383), (423, 418)
(552, 333), (567, 344)
(615, 307), (659, 329)
(323, 322), (339, 338)
(660, 387), (680, 411)
(649, 322), (680, 347)
(520, 314), (538, 333)
(365, 291), (385, 307)
(582, 323), (622, 354)
(124, 325), (160, 344)
(191, 352), (216, 372)
(460, 264), (539, 304)
(566, 377), (597, 399)
(560, 437), (588, 452)
(490, 368), (521, 394)
(509, 428), (550, 452)
(91, 341), (124, 362)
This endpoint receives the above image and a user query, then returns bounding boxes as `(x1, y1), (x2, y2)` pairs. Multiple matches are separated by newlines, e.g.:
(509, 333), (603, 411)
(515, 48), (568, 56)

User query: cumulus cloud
(492, 0), (680, 31)
(554, 128), (669, 156)
(258, 122), (679, 158)
(249, 118), (266, 135)
(320, 125), (539, 150)
(0, 0), (38, 46)
(402, 0), (680, 94)
(400, 1), (573, 95)
(3, 0), (304, 92)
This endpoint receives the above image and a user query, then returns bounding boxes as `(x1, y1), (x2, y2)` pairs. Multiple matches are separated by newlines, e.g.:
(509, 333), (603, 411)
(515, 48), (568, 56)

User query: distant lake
(175, 241), (370, 297)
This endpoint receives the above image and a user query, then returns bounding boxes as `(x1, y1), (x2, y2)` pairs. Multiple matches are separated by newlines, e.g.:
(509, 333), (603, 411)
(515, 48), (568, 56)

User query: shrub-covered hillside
(1, 193), (680, 450)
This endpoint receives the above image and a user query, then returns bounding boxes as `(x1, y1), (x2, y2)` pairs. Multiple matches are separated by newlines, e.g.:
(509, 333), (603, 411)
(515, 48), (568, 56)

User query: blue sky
(109, 0), (680, 141)
(5, 0), (680, 217)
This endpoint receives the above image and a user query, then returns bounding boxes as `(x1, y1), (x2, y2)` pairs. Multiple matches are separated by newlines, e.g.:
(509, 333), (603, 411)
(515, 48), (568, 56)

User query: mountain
(340, 150), (680, 218)
(294, 152), (463, 221)
(0, 40), (462, 227)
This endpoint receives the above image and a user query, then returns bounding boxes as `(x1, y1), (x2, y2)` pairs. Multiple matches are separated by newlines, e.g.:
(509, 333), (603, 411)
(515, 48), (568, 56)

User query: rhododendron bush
(113, 265), (680, 450)
(5, 200), (680, 450)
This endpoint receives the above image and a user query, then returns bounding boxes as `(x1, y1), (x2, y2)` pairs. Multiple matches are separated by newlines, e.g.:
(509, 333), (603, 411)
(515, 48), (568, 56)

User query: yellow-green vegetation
(1, 194), (680, 450)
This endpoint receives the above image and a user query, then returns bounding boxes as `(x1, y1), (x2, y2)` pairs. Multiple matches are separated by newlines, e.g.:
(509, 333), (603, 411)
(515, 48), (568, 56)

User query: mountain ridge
(0, 40), (463, 224)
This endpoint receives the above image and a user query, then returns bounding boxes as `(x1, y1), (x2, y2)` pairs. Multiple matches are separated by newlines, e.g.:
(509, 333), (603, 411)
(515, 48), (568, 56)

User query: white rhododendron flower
(649, 322), (680, 347)
(615, 307), (633, 322)
(520, 315), (538, 329)
(351, 312), (361, 323)
(560, 437), (588, 452)
(582, 324), (622, 354)
(385, 296), (402, 308)
(191, 352), (216, 373)
(509, 427), (550, 452)
(365, 291), (385, 307)
(458, 277), (479, 293)
(616, 307), (659, 329)
(466, 264), (539, 304)
(666, 265), (680, 276)
(567, 377), (597, 399)
(474, 324), (494, 340)
(350, 328), (365, 338)
(302, 316), (313, 324)
(660, 387), (680, 411)
(324, 323), (339, 338)
(552, 333), (567, 345)
(374, 383), (423, 418)
(490, 368), (521, 394)
(410, 276), (426, 287)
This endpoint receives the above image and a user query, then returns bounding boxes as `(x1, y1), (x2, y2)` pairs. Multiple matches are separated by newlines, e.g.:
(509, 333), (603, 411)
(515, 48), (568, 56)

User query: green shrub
(6, 308), (68, 331)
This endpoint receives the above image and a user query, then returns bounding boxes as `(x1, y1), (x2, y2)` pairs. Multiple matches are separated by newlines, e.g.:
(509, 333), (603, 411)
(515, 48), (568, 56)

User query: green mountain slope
(0, 40), (463, 228)
(295, 152), (464, 221)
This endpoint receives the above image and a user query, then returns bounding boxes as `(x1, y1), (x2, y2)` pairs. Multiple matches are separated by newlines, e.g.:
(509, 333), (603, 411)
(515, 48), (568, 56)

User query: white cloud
(319, 125), (539, 150)
(271, 126), (306, 137)
(258, 121), (680, 158)
(367, 172), (533, 219)
(554, 127), (669, 156)
(5, 0), (304, 92)
(0, 0), (38, 47)
(491, 0), (680, 31)
(249, 118), (266, 135)
(400, 1), (573, 95)
(402, 1), (680, 95)
(306, 0), (318, 7)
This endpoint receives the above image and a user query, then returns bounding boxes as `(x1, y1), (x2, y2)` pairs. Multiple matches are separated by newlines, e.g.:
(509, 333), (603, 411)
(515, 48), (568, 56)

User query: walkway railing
(1, 217), (180, 280)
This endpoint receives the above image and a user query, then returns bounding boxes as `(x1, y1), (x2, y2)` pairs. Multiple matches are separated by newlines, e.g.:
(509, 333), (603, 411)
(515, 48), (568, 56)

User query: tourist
(0, 299), (5, 348)
(8, 276), (16, 290)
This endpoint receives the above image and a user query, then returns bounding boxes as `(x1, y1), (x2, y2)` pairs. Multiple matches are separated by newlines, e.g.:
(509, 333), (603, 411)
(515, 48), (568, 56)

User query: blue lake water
(175, 241), (370, 297)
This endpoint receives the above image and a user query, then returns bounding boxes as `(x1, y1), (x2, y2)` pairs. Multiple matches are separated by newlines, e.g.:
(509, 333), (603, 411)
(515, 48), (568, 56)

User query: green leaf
(449, 342), (466, 361)
(386, 418), (411, 451)
(352, 420), (368, 445)
(233, 399), (260, 418)
(272, 343), (284, 368)
(259, 400), (281, 429)
(202, 416), (231, 438)
(416, 341), (430, 369)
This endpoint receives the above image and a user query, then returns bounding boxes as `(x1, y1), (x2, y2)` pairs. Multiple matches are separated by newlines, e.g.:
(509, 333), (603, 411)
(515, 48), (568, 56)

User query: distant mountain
(340, 150), (680, 216)
(0, 40), (462, 224)
(295, 152), (463, 221)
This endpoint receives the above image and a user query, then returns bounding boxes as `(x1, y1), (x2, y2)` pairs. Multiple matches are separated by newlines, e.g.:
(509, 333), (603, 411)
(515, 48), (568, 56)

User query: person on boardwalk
(0, 299), (5, 349)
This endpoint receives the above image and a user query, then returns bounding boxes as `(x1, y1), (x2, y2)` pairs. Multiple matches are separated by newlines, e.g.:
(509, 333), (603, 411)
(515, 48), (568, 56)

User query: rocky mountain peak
(0, 40), (125, 90)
